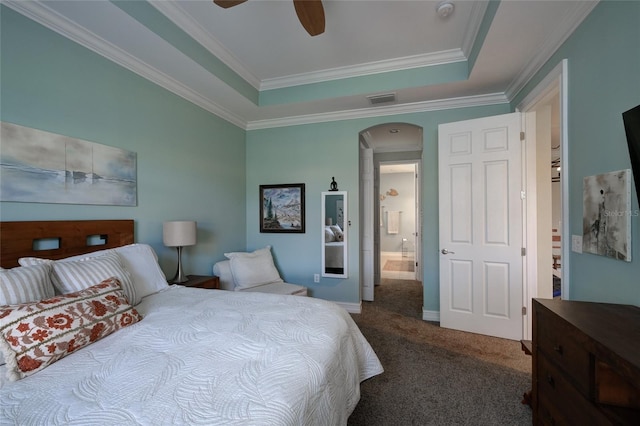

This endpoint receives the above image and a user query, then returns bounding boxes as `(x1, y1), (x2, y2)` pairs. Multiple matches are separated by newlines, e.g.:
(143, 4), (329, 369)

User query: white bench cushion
(213, 260), (307, 296)
(240, 282), (308, 296)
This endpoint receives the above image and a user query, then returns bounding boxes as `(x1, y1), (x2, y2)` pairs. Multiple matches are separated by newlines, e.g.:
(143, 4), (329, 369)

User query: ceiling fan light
(436, 1), (455, 19)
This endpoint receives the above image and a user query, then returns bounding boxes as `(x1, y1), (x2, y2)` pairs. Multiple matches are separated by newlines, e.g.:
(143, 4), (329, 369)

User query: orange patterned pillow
(0, 277), (143, 381)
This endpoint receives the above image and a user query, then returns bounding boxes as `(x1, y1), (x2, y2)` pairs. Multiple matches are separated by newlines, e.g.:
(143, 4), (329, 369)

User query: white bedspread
(0, 286), (383, 425)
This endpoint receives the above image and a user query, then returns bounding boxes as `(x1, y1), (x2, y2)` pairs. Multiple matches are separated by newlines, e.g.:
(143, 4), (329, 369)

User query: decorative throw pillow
(0, 264), (55, 305)
(224, 246), (283, 290)
(20, 252), (138, 306)
(0, 277), (142, 381)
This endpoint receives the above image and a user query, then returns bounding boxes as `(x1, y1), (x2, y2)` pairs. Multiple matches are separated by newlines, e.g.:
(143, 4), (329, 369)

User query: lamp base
(169, 246), (189, 284)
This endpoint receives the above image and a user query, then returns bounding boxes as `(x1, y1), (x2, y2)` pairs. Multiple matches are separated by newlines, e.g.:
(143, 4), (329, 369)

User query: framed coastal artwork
(0, 122), (137, 206)
(582, 169), (632, 261)
(259, 183), (305, 233)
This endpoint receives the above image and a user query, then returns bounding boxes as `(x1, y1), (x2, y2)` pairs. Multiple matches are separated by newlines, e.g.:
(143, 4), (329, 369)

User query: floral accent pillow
(0, 277), (143, 381)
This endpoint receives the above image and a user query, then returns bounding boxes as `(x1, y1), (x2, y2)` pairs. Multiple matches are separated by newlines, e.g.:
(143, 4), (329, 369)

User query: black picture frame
(259, 183), (305, 233)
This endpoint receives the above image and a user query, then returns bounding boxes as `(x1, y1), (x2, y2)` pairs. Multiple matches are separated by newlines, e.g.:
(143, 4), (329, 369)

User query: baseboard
(337, 301), (361, 314)
(423, 309), (440, 322)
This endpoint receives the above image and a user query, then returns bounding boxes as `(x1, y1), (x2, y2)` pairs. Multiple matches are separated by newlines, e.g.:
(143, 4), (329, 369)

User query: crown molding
(460, 0), (489, 57)
(3, 0), (247, 129)
(260, 49), (466, 91)
(246, 93), (508, 130)
(141, 1), (468, 93)
(149, 0), (261, 90)
(4, 1), (519, 132)
(505, 0), (599, 100)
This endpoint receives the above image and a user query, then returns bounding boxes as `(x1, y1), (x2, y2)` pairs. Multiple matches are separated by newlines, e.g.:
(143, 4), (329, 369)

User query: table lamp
(163, 221), (197, 284)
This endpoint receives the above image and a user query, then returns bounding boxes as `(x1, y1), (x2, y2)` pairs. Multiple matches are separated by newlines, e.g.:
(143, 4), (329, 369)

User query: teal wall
(0, 6), (247, 277)
(512, 1), (640, 305)
(246, 104), (511, 306)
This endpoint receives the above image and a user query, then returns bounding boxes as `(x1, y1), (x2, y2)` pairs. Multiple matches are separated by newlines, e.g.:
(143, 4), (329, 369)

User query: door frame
(517, 59), (569, 339)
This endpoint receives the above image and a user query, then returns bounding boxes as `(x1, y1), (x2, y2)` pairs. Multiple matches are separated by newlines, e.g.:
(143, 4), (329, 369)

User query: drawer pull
(553, 344), (563, 355)
(547, 374), (555, 388)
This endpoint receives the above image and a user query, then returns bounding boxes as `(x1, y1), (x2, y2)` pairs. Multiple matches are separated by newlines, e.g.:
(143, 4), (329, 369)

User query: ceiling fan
(213, 0), (325, 36)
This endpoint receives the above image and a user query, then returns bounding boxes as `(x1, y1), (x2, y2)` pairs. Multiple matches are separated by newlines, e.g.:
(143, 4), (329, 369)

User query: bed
(0, 220), (383, 425)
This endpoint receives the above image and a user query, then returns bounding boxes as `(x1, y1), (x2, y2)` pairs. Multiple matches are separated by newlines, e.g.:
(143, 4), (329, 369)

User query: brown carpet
(383, 259), (415, 272)
(348, 278), (532, 425)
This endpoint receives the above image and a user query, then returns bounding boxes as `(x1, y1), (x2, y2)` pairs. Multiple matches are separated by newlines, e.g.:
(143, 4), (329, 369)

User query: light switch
(572, 235), (583, 253)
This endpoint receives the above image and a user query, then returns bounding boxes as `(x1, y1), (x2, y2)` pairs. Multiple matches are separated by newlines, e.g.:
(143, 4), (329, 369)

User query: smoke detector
(436, 1), (454, 18)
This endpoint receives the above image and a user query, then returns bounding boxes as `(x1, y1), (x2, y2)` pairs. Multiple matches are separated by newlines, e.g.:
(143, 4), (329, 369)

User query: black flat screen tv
(623, 104), (640, 205)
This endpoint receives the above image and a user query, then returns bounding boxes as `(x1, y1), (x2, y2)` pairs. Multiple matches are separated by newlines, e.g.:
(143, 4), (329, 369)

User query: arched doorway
(359, 123), (423, 303)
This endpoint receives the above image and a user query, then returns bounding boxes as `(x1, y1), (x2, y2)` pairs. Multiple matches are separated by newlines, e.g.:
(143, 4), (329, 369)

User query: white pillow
(0, 264), (55, 305)
(324, 226), (335, 242)
(19, 244), (167, 303)
(212, 260), (235, 291)
(112, 244), (168, 300)
(330, 225), (344, 242)
(224, 246), (283, 290)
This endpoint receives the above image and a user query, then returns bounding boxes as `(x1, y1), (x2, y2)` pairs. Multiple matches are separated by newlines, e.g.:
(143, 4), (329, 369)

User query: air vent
(367, 93), (396, 105)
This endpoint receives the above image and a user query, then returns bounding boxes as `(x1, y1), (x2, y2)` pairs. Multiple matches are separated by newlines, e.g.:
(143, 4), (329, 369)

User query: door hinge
(520, 191), (526, 200)
(522, 306), (527, 316)
(520, 131), (525, 141)
(521, 247), (526, 256)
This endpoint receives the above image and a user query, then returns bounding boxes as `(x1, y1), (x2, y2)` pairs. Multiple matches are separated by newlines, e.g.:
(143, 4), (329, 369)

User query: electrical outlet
(572, 235), (583, 253)
(313, 274), (320, 283)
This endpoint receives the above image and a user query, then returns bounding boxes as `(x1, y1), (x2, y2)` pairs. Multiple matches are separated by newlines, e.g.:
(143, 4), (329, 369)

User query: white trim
(521, 111), (537, 341)
(559, 60), (570, 301)
(516, 59), (570, 337)
(150, 0), (261, 90)
(247, 93), (509, 130)
(460, 0), (490, 58)
(124, 0), (470, 92)
(261, 50), (466, 91)
(336, 301), (361, 314)
(422, 309), (440, 322)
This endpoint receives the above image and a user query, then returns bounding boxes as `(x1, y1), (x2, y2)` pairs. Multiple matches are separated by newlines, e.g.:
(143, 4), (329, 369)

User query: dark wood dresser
(532, 298), (640, 425)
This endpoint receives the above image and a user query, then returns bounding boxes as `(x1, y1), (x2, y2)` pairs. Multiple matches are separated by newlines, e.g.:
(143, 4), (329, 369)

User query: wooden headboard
(0, 220), (134, 269)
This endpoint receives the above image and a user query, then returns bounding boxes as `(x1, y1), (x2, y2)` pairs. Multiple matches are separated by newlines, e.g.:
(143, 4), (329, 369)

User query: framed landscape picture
(260, 183), (305, 233)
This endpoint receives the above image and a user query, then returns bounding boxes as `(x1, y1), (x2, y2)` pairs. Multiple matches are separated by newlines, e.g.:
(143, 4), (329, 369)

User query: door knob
(441, 248), (455, 255)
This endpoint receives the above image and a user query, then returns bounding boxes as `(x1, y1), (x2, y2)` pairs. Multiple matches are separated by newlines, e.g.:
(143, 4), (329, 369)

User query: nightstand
(175, 275), (220, 290)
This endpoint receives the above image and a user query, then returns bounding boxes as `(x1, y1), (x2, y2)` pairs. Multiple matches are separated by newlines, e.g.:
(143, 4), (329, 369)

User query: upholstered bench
(213, 246), (307, 296)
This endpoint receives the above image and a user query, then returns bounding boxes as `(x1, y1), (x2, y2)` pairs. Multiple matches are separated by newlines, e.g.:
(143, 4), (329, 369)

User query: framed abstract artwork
(582, 169), (632, 261)
(260, 183), (305, 233)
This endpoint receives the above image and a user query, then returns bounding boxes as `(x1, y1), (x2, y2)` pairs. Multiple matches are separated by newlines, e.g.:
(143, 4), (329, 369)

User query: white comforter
(0, 286), (383, 425)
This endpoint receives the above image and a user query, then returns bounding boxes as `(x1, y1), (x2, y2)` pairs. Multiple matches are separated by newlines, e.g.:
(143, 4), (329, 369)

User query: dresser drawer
(536, 306), (591, 395)
(537, 354), (611, 425)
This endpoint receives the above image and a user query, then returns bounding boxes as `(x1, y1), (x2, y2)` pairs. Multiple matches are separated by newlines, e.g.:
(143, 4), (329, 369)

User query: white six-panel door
(438, 112), (524, 341)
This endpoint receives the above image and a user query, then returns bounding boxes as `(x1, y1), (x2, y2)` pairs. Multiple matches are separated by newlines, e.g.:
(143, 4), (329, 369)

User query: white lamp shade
(163, 221), (197, 247)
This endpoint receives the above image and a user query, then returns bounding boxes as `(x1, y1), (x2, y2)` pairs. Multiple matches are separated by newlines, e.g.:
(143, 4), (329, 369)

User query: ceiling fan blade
(213, 0), (248, 9)
(293, 0), (325, 36)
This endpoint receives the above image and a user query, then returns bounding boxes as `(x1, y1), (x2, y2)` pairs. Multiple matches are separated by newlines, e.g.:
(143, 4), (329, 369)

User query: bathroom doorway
(379, 161), (419, 281)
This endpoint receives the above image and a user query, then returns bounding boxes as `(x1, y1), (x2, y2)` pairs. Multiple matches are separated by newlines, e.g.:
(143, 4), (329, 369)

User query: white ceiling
(5, 0), (598, 132)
